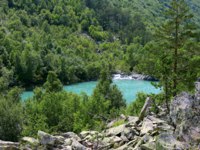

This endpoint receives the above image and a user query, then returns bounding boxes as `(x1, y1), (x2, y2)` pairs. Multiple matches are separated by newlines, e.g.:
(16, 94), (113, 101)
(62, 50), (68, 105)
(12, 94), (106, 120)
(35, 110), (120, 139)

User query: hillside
(0, 0), (200, 146)
(0, 0), (199, 87)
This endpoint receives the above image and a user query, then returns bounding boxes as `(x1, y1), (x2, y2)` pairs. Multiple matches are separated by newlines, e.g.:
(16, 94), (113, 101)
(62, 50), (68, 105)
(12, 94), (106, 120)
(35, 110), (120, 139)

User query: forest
(0, 0), (200, 143)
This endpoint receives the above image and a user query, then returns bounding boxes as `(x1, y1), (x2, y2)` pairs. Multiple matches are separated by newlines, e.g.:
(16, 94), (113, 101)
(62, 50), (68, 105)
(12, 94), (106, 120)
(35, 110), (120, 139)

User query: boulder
(106, 124), (126, 136)
(54, 136), (65, 145)
(62, 132), (81, 141)
(64, 139), (73, 146)
(142, 75), (158, 81)
(195, 81), (200, 101)
(102, 136), (122, 147)
(38, 131), (56, 146)
(156, 133), (188, 150)
(38, 131), (64, 146)
(170, 92), (200, 144)
(21, 137), (39, 149)
(71, 139), (87, 150)
(115, 138), (139, 150)
(80, 131), (99, 139)
(21, 137), (39, 145)
(61, 146), (72, 150)
(140, 118), (154, 135)
(141, 141), (156, 150)
(111, 136), (122, 143)
(127, 116), (139, 124)
(147, 116), (165, 124)
(0, 140), (19, 150)
(190, 127), (200, 142)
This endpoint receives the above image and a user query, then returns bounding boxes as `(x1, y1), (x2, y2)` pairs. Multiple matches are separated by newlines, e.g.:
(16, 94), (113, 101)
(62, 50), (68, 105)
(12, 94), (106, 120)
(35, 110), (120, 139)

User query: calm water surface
(21, 80), (161, 103)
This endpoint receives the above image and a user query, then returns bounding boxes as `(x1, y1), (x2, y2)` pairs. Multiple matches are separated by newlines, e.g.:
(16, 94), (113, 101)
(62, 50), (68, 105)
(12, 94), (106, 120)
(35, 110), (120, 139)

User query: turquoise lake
(21, 80), (161, 103)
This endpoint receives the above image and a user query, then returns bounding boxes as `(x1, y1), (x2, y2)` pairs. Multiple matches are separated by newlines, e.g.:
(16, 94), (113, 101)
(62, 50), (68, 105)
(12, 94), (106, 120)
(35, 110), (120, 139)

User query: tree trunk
(173, 3), (179, 97)
(138, 97), (152, 122)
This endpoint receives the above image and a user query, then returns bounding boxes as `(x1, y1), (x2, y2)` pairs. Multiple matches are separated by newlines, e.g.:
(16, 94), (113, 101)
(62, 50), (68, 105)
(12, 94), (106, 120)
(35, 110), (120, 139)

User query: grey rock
(21, 137), (39, 145)
(106, 124), (125, 136)
(120, 114), (127, 120)
(62, 132), (81, 141)
(0, 140), (19, 150)
(64, 139), (73, 146)
(147, 116), (165, 124)
(38, 131), (57, 146)
(156, 133), (188, 150)
(127, 116), (139, 124)
(140, 118), (154, 135)
(21, 137), (39, 149)
(71, 139), (87, 150)
(38, 131), (64, 147)
(170, 92), (200, 144)
(80, 131), (99, 139)
(140, 141), (156, 150)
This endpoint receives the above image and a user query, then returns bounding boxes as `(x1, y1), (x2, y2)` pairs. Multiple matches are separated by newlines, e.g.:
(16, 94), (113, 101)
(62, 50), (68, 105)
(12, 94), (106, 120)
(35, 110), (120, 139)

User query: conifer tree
(137, 0), (199, 111)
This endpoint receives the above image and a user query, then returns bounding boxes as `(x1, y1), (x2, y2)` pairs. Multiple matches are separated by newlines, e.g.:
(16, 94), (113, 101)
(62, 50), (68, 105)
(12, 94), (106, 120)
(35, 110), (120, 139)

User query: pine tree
(137, 0), (199, 112)
(43, 71), (63, 92)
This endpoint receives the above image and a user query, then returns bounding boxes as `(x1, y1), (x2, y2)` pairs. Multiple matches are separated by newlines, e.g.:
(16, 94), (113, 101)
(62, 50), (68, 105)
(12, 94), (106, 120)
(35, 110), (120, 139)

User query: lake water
(21, 80), (161, 103)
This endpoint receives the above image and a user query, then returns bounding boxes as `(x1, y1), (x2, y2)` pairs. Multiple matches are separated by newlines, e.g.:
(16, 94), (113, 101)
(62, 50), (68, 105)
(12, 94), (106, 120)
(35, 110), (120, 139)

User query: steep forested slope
(0, 0), (199, 87)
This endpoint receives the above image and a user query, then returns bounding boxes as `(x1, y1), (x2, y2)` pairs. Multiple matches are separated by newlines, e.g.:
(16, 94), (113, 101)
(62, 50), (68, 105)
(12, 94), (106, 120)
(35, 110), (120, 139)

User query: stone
(195, 81), (200, 101)
(102, 137), (112, 144)
(140, 141), (156, 150)
(115, 138), (138, 150)
(170, 92), (200, 144)
(21, 137), (39, 145)
(127, 116), (139, 124)
(170, 92), (193, 125)
(80, 131), (99, 139)
(61, 146), (72, 150)
(111, 136), (122, 143)
(190, 127), (200, 142)
(54, 136), (65, 145)
(0, 140), (19, 150)
(102, 136), (123, 144)
(147, 116), (165, 124)
(21, 137), (39, 149)
(61, 132), (81, 141)
(64, 139), (73, 146)
(120, 135), (129, 142)
(106, 124), (125, 136)
(38, 131), (57, 146)
(140, 118), (154, 135)
(120, 114), (127, 120)
(71, 139), (87, 150)
(156, 133), (188, 150)
(157, 123), (174, 133)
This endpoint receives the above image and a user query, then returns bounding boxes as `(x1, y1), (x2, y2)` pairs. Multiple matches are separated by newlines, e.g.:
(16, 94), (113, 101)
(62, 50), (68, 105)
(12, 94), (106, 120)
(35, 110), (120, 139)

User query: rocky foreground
(1, 81), (200, 150)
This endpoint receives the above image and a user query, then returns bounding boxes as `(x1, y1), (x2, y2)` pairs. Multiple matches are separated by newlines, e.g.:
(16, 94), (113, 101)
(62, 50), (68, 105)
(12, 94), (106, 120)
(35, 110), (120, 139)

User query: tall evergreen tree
(137, 0), (199, 111)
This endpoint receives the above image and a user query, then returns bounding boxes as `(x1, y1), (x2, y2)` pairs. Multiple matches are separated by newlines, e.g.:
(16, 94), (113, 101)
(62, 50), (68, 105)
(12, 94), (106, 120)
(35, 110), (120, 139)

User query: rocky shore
(112, 72), (158, 81)
(1, 81), (200, 150)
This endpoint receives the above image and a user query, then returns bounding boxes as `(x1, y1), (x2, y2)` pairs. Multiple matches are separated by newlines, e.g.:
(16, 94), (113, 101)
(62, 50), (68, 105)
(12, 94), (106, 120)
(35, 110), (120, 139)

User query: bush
(126, 92), (148, 116)
(0, 88), (23, 142)
(126, 92), (165, 116)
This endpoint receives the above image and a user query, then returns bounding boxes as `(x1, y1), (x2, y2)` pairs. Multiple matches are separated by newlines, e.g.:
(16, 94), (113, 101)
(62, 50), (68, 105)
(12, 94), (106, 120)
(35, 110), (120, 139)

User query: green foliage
(23, 91), (82, 136)
(1, 0), (199, 87)
(1, 0), (200, 141)
(0, 88), (23, 142)
(136, 0), (200, 110)
(112, 119), (126, 127)
(126, 92), (148, 116)
(44, 71), (63, 92)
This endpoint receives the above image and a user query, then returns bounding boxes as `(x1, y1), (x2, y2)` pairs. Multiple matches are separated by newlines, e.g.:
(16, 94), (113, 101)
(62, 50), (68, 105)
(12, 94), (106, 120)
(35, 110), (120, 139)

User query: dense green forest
(0, 0), (200, 142)
(1, 0), (200, 87)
